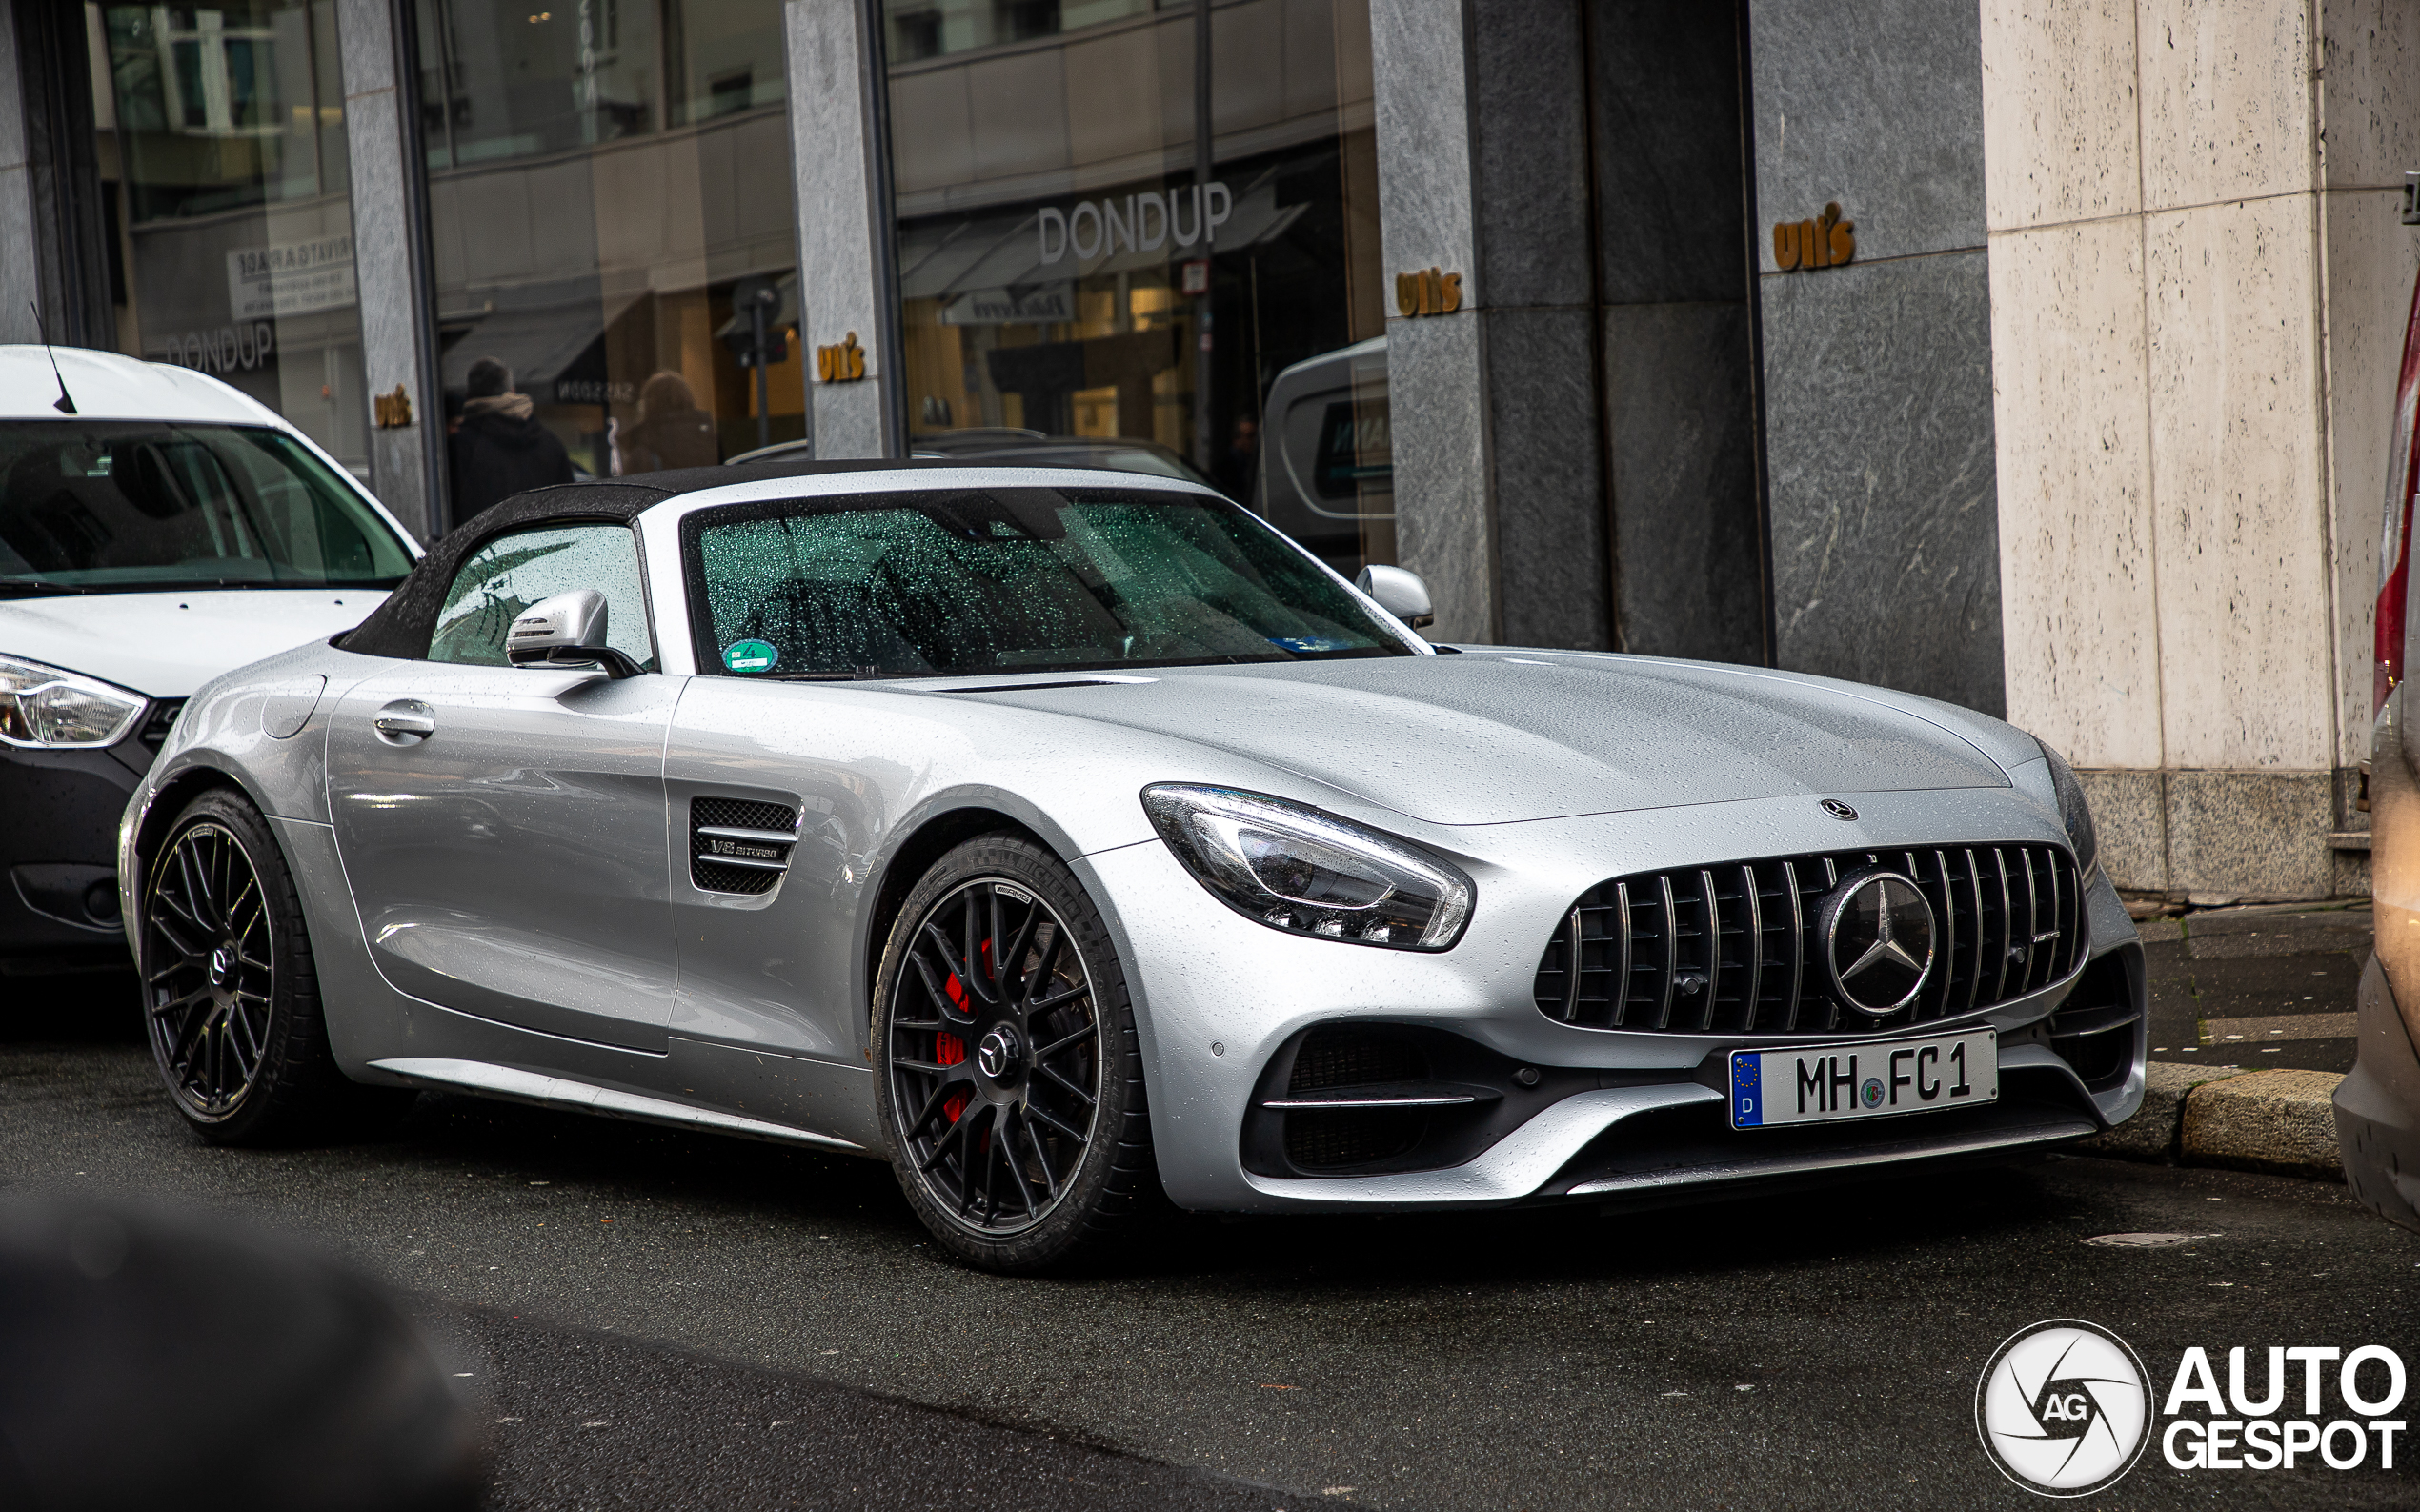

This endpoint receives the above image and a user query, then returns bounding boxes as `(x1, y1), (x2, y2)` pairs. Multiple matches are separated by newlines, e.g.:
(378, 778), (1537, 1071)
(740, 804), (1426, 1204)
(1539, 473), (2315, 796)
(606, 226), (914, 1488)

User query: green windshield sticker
(722, 639), (777, 673)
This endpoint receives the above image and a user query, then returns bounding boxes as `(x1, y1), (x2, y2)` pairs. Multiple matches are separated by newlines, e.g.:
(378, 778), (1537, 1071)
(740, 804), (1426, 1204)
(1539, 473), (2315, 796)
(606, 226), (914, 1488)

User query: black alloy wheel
(146, 818), (273, 1120)
(876, 835), (1158, 1271)
(141, 788), (412, 1143)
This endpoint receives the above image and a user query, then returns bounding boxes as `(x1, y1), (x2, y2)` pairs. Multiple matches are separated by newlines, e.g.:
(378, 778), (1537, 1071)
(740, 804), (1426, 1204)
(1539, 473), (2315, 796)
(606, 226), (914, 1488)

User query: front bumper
(2335, 954), (2420, 1234)
(1081, 790), (2148, 1215)
(0, 737), (155, 971)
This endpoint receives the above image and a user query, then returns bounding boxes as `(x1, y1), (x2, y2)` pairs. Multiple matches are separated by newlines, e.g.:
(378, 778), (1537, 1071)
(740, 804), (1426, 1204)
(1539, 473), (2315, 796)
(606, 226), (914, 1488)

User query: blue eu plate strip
(1731, 1051), (1762, 1129)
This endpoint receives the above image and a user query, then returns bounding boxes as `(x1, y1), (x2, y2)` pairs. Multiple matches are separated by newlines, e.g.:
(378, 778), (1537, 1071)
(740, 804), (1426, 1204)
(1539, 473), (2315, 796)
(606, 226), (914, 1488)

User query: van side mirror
(1356, 564), (1435, 631)
(507, 589), (643, 678)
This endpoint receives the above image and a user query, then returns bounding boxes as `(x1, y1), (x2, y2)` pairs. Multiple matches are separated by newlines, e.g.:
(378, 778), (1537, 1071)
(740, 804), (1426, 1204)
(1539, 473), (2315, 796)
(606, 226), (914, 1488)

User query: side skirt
(367, 1056), (870, 1155)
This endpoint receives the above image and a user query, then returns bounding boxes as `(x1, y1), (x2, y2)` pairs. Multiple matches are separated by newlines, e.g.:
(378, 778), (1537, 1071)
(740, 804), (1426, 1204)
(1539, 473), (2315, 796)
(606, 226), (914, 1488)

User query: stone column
(0, 0), (39, 346)
(785, 0), (898, 460)
(1984, 0), (2413, 902)
(1369, 0), (1606, 648)
(337, 0), (442, 540)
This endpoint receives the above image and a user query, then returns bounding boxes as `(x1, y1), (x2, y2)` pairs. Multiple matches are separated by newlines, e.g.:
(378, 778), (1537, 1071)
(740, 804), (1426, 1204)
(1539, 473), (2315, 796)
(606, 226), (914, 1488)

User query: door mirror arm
(506, 589), (645, 679)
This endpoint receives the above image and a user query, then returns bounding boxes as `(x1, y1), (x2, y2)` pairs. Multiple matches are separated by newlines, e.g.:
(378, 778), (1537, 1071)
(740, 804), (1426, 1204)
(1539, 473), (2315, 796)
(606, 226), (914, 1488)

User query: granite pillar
(337, 0), (442, 540)
(0, 0), (37, 346)
(786, 0), (898, 459)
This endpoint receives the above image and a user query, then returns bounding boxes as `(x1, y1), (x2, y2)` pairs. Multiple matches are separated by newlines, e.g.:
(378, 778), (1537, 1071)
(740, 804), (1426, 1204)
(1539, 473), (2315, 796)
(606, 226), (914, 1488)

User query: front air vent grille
(137, 698), (187, 753)
(1533, 843), (2086, 1037)
(689, 796), (798, 896)
(1280, 1029), (1429, 1171)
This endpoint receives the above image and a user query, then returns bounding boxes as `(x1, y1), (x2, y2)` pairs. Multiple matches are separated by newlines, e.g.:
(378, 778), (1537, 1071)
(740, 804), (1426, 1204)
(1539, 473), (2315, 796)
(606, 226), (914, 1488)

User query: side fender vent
(690, 796), (798, 896)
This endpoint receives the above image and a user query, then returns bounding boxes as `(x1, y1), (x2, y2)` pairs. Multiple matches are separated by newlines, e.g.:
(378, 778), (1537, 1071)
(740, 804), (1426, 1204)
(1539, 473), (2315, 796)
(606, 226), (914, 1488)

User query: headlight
(1140, 783), (1474, 950)
(0, 655), (147, 748)
(2039, 740), (2099, 877)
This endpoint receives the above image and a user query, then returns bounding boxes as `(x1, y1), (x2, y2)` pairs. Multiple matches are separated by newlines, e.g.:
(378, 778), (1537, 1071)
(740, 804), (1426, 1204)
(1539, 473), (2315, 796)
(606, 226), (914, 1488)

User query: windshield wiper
(0, 578), (99, 596)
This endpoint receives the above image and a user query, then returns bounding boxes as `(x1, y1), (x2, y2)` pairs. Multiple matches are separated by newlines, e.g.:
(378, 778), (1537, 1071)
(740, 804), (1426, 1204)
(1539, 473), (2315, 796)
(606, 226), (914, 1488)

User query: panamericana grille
(1532, 844), (2085, 1036)
(689, 796), (798, 896)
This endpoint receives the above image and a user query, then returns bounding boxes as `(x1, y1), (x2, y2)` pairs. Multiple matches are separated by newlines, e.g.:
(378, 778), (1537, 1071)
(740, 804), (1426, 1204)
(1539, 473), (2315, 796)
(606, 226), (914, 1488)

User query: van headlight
(1141, 783), (1474, 950)
(0, 655), (147, 748)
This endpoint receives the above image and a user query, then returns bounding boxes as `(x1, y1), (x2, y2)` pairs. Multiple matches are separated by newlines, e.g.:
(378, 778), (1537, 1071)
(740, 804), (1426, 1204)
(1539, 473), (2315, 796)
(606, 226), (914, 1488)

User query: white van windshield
(0, 422), (413, 595)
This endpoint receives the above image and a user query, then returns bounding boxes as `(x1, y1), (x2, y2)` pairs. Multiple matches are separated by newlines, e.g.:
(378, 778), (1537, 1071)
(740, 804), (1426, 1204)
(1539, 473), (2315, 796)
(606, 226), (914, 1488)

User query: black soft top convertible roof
(340, 457), (967, 661)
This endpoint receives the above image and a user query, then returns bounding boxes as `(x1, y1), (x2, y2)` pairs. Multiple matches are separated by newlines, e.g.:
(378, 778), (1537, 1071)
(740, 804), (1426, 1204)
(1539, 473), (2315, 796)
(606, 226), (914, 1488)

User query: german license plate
(1728, 1027), (1997, 1130)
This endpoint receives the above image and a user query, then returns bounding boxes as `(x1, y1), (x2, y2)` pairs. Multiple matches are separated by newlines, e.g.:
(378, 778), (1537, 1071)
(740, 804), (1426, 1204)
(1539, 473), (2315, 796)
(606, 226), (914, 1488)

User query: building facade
(1, 0), (2409, 903)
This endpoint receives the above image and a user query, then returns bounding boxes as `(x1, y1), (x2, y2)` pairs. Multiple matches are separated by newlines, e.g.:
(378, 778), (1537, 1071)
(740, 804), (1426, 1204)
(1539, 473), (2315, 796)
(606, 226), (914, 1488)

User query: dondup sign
(1038, 183), (1234, 264)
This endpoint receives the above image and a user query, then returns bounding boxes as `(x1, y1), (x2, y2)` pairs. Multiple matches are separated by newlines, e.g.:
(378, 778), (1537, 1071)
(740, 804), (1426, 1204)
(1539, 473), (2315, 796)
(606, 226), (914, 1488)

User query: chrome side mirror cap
(507, 589), (643, 678)
(1356, 564), (1435, 631)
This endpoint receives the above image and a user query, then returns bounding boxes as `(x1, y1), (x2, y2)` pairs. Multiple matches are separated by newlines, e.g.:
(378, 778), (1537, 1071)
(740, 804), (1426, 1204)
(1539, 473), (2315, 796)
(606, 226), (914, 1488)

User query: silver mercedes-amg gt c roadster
(121, 461), (2145, 1271)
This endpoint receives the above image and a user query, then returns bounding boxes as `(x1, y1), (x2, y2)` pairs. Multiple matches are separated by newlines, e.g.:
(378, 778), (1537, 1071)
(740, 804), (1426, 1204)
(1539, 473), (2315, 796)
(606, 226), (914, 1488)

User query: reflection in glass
(413, 0), (803, 520)
(92, 1), (368, 476)
(882, 0), (1392, 575)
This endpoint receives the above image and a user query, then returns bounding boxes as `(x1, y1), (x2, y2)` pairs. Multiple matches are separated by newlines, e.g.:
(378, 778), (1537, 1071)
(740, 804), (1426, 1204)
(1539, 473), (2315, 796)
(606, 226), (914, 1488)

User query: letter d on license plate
(1729, 1027), (1997, 1130)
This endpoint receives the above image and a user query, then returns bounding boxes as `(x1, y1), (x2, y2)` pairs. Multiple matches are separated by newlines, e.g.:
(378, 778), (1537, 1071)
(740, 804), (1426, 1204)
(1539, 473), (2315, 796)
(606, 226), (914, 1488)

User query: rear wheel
(873, 835), (1158, 1272)
(140, 788), (413, 1144)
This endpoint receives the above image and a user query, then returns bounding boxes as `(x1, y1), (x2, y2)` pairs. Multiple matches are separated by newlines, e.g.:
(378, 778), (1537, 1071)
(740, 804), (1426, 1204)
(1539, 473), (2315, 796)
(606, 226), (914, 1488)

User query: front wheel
(872, 835), (1159, 1272)
(140, 788), (413, 1144)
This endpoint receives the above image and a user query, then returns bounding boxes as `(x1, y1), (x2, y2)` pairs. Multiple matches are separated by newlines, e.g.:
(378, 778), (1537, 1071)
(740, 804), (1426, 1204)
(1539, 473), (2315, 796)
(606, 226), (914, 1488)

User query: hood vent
(689, 796), (798, 896)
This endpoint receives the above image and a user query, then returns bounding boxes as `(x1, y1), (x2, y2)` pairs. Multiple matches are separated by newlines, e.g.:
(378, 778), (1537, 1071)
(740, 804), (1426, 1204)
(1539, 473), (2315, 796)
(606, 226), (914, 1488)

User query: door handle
(373, 701), (435, 743)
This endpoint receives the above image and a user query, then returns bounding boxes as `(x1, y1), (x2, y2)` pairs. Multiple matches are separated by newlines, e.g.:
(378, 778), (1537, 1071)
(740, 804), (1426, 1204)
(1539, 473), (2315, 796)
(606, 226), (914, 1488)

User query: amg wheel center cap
(1819, 870), (1936, 1016)
(976, 1024), (1022, 1080)
(207, 944), (235, 987)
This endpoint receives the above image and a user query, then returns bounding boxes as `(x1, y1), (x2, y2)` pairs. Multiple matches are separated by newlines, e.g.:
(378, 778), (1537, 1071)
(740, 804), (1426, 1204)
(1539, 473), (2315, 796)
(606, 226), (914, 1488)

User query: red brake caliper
(938, 971), (969, 1124)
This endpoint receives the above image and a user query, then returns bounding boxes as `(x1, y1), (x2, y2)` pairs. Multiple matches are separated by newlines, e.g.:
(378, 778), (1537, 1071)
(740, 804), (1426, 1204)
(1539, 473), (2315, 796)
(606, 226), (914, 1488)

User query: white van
(0, 346), (417, 971)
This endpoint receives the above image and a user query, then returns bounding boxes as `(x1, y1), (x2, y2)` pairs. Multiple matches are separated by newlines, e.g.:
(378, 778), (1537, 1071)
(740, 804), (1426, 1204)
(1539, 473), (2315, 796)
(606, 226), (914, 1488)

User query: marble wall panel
(2136, 0), (2314, 212)
(2322, 188), (2420, 764)
(1587, 0), (1746, 307)
(1386, 312), (1494, 642)
(1603, 301), (1765, 664)
(2168, 769), (2336, 901)
(1465, 0), (1591, 310)
(1483, 307), (1608, 650)
(1761, 251), (2006, 716)
(1370, 0), (1474, 283)
(1989, 216), (2161, 769)
(2319, 0), (2420, 188)
(2143, 195), (2333, 770)
(1977, 0), (2141, 232)
(1747, 0), (1987, 264)
(2078, 768), (2167, 894)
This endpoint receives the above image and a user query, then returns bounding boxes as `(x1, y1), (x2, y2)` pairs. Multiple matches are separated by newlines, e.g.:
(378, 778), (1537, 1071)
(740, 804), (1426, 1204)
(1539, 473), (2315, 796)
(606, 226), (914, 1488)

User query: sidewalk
(2085, 899), (2371, 1179)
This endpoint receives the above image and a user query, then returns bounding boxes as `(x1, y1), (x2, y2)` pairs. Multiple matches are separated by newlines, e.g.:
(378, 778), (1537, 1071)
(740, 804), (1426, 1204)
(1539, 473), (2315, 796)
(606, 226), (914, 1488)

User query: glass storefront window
(413, 0), (804, 524)
(881, 0), (1393, 575)
(91, 1), (369, 478)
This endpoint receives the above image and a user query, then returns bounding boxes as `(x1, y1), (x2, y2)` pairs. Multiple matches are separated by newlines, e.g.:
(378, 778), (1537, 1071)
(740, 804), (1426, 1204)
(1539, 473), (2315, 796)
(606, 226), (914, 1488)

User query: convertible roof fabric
(340, 456), (964, 661)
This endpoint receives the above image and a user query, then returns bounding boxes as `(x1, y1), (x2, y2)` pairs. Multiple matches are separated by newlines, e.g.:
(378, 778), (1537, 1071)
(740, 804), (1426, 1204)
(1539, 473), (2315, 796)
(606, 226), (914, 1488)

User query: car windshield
(0, 421), (413, 595)
(684, 487), (1413, 679)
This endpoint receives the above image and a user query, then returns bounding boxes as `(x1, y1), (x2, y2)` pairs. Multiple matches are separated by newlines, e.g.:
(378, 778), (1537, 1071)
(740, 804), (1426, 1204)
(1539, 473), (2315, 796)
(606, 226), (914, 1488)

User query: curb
(2075, 1063), (2345, 1180)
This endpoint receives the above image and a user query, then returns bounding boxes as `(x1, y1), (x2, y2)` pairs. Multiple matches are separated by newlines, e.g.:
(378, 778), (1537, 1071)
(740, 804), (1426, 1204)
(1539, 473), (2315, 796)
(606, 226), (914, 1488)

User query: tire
(139, 787), (414, 1145)
(872, 834), (1159, 1272)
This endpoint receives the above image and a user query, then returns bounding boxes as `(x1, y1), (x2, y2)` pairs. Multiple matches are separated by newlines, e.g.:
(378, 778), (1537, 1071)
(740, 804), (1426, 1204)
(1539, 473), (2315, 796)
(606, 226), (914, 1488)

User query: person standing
(448, 357), (574, 522)
(618, 371), (720, 474)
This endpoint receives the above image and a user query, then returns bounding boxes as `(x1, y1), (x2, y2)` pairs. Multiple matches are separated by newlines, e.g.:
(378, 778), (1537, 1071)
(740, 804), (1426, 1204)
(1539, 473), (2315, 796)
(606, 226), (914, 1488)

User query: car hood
(965, 651), (2013, 825)
(0, 590), (387, 697)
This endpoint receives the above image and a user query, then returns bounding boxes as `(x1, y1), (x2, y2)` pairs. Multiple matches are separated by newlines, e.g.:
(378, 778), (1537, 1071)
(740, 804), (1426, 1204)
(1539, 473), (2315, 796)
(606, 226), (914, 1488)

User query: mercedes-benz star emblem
(208, 944), (234, 987)
(1820, 870), (1936, 1015)
(976, 1024), (1020, 1079)
(1821, 798), (1859, 821)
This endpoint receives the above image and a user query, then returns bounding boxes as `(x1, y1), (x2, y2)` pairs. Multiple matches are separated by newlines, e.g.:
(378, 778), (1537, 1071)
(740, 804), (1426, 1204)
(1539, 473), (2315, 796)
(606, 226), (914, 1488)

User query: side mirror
(1356, 564), (1435, 631)
(507, 589), (643, 678)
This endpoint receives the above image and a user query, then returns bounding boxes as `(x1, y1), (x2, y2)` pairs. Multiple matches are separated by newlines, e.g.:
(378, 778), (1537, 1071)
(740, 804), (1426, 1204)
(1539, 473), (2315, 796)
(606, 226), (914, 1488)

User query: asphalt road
(7, 969), (2419, 1512)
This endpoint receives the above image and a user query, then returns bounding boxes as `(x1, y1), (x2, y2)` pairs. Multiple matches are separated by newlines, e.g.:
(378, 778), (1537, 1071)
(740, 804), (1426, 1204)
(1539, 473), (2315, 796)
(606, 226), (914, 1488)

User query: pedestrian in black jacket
(448, 357), (573, 521)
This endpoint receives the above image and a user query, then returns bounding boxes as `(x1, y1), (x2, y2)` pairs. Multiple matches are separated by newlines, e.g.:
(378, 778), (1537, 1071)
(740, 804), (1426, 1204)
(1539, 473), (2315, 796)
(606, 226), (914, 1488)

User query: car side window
(429, 523), (656, 669)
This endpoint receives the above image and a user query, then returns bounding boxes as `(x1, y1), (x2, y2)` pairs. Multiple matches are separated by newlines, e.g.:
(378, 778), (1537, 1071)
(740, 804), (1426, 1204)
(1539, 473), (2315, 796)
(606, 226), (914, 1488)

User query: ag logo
(1976, 1320), (2152, 1497)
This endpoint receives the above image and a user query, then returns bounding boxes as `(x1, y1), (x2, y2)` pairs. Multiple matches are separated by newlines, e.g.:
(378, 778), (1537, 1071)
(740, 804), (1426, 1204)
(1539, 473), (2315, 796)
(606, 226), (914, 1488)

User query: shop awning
(440, 293), (637, 399)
